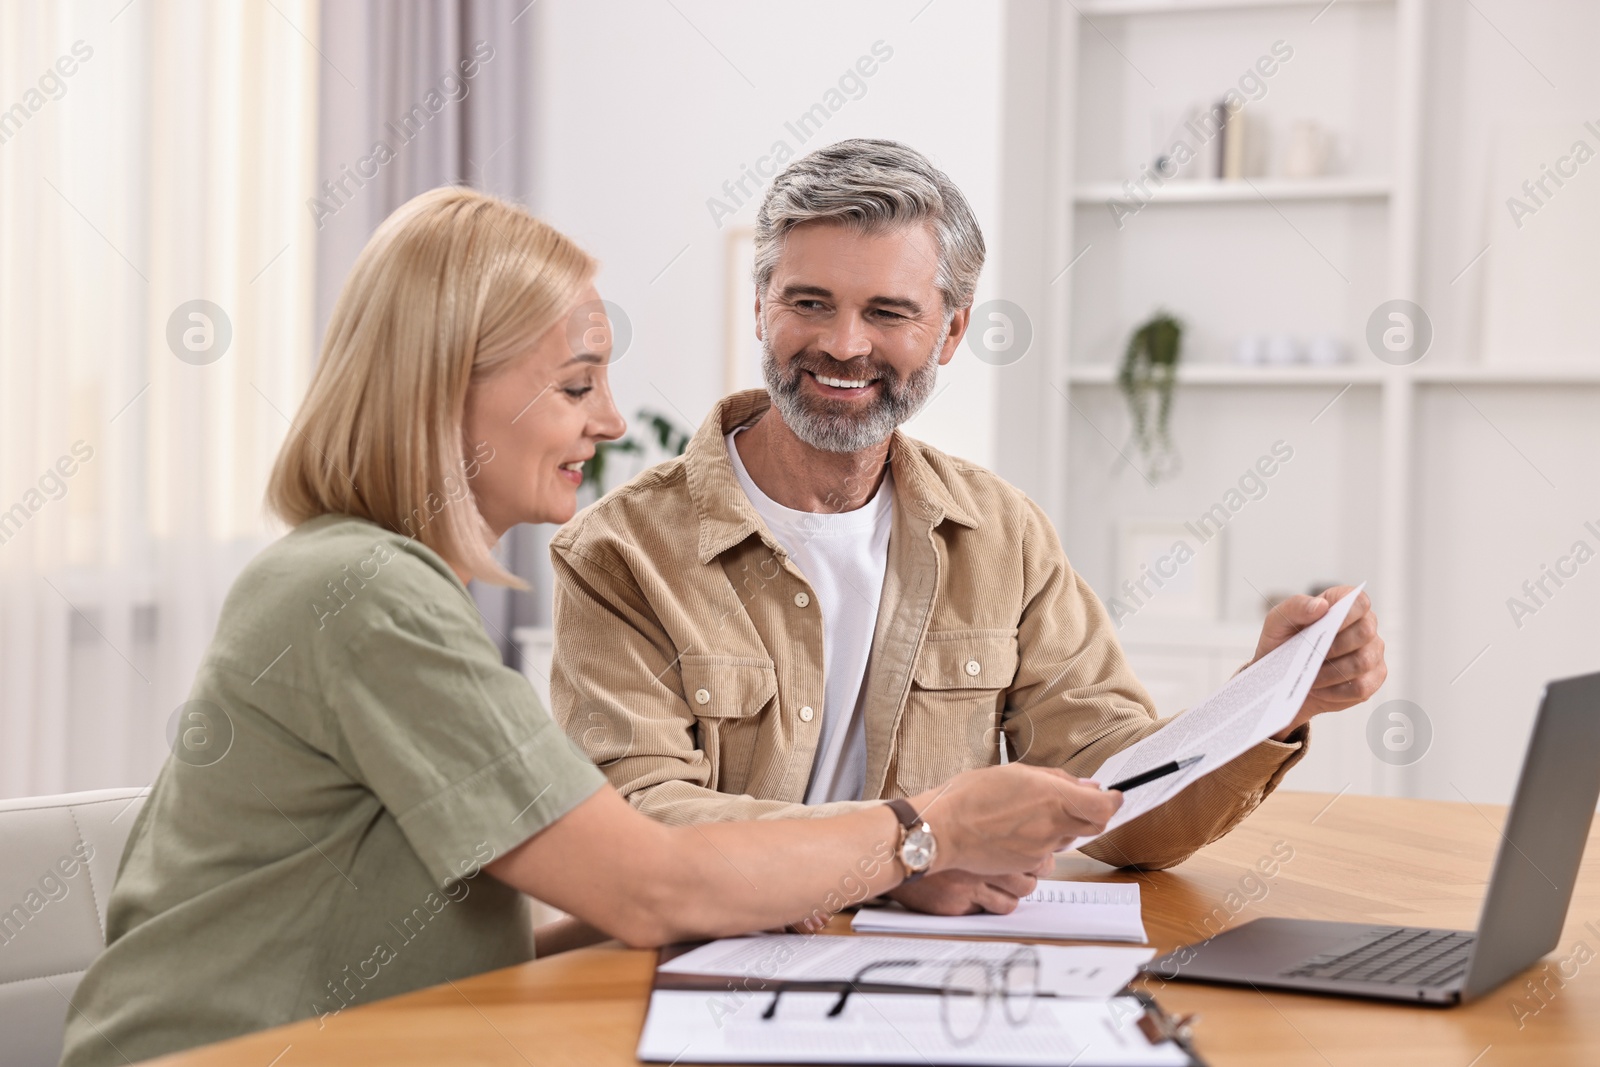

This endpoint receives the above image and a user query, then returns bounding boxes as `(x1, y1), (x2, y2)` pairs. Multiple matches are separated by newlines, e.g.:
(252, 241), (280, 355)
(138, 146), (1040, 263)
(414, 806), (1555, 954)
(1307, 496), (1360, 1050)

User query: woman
(60, 188), (1120, 1066)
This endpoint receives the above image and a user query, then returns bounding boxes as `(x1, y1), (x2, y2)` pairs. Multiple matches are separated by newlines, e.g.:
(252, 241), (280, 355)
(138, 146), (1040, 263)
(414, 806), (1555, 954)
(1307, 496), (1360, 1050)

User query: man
(551, 138), (1385, 917)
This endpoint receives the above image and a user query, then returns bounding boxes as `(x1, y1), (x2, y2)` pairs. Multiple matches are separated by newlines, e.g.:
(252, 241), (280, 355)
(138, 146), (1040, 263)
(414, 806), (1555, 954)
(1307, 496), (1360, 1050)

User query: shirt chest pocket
(680, 655), (778, 792)
(895, 631), (1020, 795)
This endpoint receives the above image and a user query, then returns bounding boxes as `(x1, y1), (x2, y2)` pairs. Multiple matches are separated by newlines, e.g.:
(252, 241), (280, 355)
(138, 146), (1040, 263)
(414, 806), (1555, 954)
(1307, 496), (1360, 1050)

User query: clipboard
(640, 941), (1207, 1066)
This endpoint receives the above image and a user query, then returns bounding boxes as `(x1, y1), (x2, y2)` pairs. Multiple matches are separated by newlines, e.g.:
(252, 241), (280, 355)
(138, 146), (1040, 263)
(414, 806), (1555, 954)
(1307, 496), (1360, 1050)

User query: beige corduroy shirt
(550, 390), (1308, 869)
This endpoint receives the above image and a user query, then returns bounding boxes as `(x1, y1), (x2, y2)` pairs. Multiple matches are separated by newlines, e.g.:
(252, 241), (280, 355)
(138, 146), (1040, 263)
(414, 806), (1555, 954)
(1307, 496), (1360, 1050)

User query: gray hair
(752, 139), (986, 317)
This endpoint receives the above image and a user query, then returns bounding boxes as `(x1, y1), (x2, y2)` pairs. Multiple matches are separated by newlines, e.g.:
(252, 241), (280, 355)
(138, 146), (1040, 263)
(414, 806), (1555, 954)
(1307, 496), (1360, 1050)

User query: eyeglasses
(760, 945), (1040, 1046)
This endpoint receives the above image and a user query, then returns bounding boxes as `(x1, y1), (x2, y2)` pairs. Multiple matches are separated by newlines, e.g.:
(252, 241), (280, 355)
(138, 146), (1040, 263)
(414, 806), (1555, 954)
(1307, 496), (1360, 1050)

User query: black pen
(1103, 754), (1204, 793)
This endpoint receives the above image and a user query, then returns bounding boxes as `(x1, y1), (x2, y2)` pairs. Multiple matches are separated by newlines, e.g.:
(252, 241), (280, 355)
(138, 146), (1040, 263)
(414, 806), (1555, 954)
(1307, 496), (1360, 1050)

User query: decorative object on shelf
(1231, 332), (1349, 367)
(580, 408), (691, 496)
(1264, 334), (1301, 365)
(1219, 102), (1246, 181)
(1282, 119), (1331, 179)
(1118, 311), (1184, 481)
(1233, 334), (1266, 365)
(1305, 332), (1347, 365)
(1149, 102), (1219, 183)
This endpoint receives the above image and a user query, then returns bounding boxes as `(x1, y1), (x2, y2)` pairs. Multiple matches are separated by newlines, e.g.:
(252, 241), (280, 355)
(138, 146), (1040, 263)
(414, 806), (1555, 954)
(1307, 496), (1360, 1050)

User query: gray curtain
(314, 0), (547, 666)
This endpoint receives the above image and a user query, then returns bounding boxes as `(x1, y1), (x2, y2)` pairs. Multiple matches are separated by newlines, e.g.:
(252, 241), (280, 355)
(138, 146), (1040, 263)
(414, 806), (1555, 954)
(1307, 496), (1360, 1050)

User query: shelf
(1073, 178), (1391, 205)
(1074, 0), (1390, 15)
(1409, 364), (1600, 385)
(1064, 363), (1600, 387)
(1066, 364), (1383, 386)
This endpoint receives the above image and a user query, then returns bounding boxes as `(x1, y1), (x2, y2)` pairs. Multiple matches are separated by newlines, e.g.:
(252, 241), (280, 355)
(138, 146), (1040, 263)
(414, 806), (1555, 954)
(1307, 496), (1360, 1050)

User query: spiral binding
(1028, 884), (1138, 906)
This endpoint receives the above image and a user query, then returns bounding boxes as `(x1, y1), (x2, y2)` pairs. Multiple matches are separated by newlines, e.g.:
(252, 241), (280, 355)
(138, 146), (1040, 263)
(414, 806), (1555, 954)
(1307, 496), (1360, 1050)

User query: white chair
(0, 787), (148, 1067)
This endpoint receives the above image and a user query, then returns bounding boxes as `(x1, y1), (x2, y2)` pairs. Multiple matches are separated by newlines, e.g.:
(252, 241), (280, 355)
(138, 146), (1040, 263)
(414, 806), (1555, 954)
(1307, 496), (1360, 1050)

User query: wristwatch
(887, 797), (937, 884)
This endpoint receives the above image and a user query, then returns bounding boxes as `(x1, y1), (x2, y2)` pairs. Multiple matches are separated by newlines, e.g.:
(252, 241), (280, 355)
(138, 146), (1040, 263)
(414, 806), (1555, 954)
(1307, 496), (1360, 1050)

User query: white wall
(1419, 0), (1600, 367)
(529, 0), (1004, 469)
(1406, 0), (1600, 804)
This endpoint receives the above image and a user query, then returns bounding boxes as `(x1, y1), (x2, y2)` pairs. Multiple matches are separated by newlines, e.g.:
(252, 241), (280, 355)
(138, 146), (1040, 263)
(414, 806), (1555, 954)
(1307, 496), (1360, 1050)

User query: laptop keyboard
(1280, 928), (1475, 988)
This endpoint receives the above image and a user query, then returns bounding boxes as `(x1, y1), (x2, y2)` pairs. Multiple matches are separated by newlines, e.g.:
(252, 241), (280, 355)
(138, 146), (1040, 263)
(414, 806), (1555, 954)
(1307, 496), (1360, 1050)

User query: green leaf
(1116, 311), (1184, 481)
(578, 408), (691, 495)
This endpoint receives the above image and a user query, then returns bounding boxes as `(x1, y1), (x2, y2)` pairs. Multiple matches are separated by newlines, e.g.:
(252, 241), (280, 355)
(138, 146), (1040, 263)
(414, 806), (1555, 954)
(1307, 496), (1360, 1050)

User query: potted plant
(1117, 311), (1183, 481)
(579, 408), (691, 498)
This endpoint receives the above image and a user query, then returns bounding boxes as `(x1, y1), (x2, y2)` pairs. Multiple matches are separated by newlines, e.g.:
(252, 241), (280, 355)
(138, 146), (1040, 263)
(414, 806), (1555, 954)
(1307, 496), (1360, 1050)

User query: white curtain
(0, 1), (320, 798)
(314, 0), (542, 666)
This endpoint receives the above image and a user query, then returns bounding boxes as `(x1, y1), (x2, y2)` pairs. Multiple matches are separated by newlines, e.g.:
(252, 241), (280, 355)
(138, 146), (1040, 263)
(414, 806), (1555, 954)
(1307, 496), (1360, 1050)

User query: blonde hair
(267, 186), (596, 586)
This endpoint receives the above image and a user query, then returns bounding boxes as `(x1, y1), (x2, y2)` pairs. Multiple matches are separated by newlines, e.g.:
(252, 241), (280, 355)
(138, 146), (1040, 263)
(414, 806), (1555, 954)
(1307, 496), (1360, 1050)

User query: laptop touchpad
(1151, 919), (1386, 980)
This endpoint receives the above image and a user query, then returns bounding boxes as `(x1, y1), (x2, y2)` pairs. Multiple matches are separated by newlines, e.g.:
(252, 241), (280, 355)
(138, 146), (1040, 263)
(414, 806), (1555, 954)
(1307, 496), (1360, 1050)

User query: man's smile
(805, 369), (882, 397)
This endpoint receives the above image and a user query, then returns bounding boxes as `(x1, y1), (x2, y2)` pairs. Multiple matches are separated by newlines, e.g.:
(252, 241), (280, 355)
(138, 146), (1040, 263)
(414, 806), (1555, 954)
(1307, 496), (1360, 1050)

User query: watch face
(901, 824), (936, 872)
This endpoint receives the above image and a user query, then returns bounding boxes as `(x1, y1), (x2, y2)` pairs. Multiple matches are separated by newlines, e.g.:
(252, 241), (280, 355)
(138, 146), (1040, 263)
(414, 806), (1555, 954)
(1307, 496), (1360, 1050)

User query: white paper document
(660, 933), (1155, 998)
(851, 882), (1147, 943)
(1070, 583), (1366, 852)
(637, 989), (1192, 1065)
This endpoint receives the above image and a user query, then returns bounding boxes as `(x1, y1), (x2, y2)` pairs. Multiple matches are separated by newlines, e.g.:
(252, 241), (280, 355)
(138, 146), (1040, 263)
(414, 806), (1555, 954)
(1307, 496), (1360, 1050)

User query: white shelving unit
(1039, 0), (1430, 797)
(986, 0), (1600, 802)
(1019, 0), (1600, 801)
(990, 0), (1600, 812)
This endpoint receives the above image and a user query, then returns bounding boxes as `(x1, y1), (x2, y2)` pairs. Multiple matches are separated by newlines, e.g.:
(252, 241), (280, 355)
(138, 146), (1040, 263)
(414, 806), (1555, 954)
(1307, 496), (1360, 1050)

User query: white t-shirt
(726, 430), (893, 804)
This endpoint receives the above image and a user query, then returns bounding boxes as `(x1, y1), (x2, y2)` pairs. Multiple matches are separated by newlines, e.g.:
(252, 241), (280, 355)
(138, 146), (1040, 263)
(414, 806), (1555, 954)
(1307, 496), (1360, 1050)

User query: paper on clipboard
(660, 933), (1154, 996)
(645, 940), (1197, 1065)
(637, 989), (1195, 1066)
(1069, 583), (1366, 852)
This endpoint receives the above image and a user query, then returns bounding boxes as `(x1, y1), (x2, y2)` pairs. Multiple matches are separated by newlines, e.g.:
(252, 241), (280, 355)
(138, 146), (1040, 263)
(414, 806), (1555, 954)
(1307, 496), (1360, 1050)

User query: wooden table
(150, 792), (1600, 1066)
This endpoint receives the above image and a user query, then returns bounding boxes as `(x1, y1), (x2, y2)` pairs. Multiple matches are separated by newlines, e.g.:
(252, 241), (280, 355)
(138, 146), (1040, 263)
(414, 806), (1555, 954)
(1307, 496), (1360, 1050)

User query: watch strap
(887, 797), (919, 829)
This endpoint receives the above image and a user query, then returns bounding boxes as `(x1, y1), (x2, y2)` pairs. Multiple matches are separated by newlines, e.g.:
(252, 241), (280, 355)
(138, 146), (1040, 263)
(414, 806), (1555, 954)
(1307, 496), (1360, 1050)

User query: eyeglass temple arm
(761, 958), (943, 1020)
(828, 959), (924, 1017)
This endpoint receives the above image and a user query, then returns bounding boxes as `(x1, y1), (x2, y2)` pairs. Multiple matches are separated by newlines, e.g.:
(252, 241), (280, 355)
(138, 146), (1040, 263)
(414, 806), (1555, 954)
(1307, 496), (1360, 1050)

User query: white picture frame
(1113, 518), (1222, 623)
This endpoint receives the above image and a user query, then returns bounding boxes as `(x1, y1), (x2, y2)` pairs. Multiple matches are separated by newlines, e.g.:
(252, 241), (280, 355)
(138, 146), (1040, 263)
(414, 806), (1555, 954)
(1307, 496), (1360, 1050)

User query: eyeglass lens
(1002, 946), (1040, 1027)
(941, 959), (992, 1045)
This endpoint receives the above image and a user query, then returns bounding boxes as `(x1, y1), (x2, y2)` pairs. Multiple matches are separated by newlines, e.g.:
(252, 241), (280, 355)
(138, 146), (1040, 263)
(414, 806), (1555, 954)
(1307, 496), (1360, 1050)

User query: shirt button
(799, 706), (815, 722)
(965, 660), (982, 677)
(794, 592), (811, 608)
(694, 688), (711, 705)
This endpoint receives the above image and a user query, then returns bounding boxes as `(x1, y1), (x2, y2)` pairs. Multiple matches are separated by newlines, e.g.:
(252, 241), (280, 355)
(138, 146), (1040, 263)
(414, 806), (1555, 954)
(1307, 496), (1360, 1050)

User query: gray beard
(760, 326), (945, 454)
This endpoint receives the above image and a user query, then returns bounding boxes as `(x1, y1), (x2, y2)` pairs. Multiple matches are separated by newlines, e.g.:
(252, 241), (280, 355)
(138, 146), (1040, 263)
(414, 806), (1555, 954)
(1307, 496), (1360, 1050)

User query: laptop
(1145, 670), (1600, 1005)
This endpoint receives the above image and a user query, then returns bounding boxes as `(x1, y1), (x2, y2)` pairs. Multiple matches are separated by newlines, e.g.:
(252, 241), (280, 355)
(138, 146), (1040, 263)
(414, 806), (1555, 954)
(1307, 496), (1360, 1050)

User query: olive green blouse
(60, 515), (605, 1067)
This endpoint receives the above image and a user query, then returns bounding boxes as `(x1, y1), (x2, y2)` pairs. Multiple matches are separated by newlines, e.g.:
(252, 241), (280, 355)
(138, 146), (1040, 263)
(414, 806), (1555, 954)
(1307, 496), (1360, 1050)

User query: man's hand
(885, 860), (1053, 916)
(914, 763), (1122, 876)
(1250, 585), (1386, 740)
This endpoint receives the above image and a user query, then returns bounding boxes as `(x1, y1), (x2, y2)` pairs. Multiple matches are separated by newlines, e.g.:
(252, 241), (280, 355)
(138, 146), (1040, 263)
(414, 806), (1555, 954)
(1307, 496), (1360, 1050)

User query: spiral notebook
(851, 882), (1147, 943)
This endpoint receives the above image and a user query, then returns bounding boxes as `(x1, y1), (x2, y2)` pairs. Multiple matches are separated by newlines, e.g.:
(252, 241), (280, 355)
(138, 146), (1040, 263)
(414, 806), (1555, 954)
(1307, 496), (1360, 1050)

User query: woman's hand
(488, 769), (1120, 949)
(911, 763), (1122, 876)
